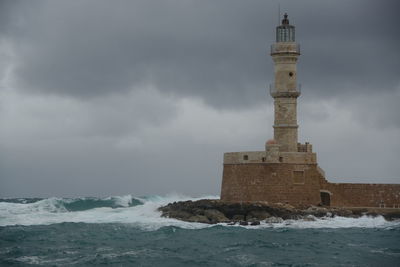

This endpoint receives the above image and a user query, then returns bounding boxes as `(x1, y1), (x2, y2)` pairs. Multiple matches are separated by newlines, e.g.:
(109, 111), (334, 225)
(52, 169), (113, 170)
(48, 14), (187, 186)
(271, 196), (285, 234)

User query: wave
(1, 194), (399, 230)
(0, 195), (142, 212)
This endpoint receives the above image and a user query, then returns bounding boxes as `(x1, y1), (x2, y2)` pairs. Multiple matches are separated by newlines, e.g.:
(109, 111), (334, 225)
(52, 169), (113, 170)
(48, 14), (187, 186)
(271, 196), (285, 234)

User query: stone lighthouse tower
(220, 13), (400, 208)
(270, 13), (301, 152)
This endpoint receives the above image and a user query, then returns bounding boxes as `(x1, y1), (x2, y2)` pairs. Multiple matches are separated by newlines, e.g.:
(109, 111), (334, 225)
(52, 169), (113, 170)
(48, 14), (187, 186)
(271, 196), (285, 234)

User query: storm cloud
(0, 0), (399, 197)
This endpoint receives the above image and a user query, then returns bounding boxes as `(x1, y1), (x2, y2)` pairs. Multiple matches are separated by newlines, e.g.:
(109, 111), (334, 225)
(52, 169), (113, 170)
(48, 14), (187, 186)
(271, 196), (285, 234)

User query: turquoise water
(1, 196), (399, 266)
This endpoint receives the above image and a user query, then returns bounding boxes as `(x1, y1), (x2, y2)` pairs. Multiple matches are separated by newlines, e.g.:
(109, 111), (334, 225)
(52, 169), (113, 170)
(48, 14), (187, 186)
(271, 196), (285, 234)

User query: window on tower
(276, 25), (295, 42)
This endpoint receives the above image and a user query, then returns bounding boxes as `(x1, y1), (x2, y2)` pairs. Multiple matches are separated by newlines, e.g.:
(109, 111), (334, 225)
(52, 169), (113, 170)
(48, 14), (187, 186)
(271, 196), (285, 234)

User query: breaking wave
(1, 194), (399, 230)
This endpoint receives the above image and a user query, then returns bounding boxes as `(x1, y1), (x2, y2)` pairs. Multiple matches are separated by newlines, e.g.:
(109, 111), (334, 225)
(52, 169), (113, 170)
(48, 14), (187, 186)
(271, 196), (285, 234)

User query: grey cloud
(1, 91), (399, 197)
(1, 0), (400, 197)
(1, 0), (398, 109)
(347, 89), (400, 129)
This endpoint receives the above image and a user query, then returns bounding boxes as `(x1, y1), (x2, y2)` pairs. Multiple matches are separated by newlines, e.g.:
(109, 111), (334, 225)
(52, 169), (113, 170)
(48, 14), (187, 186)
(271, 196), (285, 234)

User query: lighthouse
(220, 13), (400, 208)
(270, 13), (301, 152)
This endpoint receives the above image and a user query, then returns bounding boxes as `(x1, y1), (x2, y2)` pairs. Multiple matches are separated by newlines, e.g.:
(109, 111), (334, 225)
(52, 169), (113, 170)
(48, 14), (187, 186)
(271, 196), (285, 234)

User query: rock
(303, 215), (316, 221)
(232, 215), (245, 222)
(282, 203), (295, 210)
(350, 208), (368, 217)
(250, 221), (260, 226)
(285, 214), (303, 220)
(265, 217), (283, 223)
(382, 212), (400, 221)
(158, 199), (399, 224)
(333, 208), (353, 217)
(166, 210), (193, 220)
(218, 203), (247, 219)
(246, 217), (258, 223)
(204, 209), (229, 223)
(187, 215), (210, 224)
(247, 210), (270, 221)
(305, 206), (329, 217)
(239, 221), (248, 226)
(193, 208), (205, 216)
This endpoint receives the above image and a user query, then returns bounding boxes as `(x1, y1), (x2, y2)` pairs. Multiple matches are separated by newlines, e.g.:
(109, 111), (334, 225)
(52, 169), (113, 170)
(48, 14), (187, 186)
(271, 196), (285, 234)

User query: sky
(0, 0), (399, 197)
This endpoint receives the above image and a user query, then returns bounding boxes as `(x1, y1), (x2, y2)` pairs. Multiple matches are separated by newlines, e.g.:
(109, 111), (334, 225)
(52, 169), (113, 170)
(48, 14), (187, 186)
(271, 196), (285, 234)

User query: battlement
(297, 142), (312, 153)
(223, 150), (317, 165)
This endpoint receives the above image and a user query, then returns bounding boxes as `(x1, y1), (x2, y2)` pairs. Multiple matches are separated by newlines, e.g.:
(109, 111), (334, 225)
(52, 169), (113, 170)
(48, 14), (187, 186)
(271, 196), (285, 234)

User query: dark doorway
(320, 192), (331, 206)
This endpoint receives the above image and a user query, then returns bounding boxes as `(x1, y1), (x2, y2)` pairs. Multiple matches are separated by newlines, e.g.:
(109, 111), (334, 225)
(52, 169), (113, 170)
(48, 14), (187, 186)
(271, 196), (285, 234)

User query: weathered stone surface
(265, 217), (284, 223)
(221, 161), (400, 208)
(158, 199), (400, 225)
(159, 199), (297, 224)
(305, 206), (329, 217)
(331, 208), (354, 217)
(382, 212), (400, 221)
(204, 209), (229, 223)
(247, 210), (270, 221)
(232, 215), (245, 222)
(167, 210), (192, 220)
(303, 215), (316, 221)
(187, 215), (209, 223)
(221, 163), (323, 206)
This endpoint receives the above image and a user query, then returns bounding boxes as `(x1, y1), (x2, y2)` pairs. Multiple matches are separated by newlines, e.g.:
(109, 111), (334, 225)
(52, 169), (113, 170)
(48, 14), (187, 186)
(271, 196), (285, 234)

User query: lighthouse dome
(266, 139), (278, 145)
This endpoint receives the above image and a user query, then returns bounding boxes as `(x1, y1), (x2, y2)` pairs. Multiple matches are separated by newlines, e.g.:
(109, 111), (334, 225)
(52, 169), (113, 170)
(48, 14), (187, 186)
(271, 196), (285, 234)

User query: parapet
(224, 151), (267, 164)
(223, 141), (316, 165)
(270, 43), (300, 55)
(223, 151), (317, 165)
(297, 142), (312, 153)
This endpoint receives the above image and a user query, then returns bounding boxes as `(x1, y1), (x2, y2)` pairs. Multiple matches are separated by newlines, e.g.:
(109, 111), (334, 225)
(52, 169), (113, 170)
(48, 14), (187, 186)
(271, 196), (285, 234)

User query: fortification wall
(320, 181), (400, 208)
(221, 159), (400, 208)
(221, 163), (323, 206)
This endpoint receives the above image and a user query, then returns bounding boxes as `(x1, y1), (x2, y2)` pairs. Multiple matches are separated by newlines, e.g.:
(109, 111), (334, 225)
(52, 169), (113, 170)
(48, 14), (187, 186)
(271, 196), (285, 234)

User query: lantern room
(276, 13), (295, 42)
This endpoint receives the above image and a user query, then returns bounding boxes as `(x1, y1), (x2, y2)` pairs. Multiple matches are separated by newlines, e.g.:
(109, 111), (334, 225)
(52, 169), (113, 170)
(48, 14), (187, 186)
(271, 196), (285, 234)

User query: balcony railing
(269, 84), (301, 98)
(270, 43), (300, 55)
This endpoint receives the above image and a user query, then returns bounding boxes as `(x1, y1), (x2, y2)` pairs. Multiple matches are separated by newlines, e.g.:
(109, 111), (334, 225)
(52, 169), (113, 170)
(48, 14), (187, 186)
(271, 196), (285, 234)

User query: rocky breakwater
(158, 199), (400, 225)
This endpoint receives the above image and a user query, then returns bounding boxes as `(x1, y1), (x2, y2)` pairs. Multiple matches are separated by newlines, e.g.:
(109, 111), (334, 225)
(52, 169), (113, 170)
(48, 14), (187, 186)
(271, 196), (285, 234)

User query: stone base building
(221, 149), (400, 208)
(220, 14), (400, 208)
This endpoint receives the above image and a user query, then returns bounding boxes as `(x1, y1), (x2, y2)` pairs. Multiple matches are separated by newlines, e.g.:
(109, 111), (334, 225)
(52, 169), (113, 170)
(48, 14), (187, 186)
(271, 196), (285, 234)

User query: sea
(1, 194), (399, 266)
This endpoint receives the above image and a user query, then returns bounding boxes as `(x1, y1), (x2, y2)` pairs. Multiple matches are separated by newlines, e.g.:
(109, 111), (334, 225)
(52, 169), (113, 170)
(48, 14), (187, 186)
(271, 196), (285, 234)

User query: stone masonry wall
(221, 163), (323, 206)
(221, 162), (400, 208)
(320, 181), (400, 208)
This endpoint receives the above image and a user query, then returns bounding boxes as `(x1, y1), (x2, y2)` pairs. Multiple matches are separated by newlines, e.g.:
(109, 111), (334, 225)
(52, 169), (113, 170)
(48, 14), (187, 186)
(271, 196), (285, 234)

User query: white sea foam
(235, 215), (400, 230)
(0, 194), (399, 230)
(106, 195), (133, 207)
